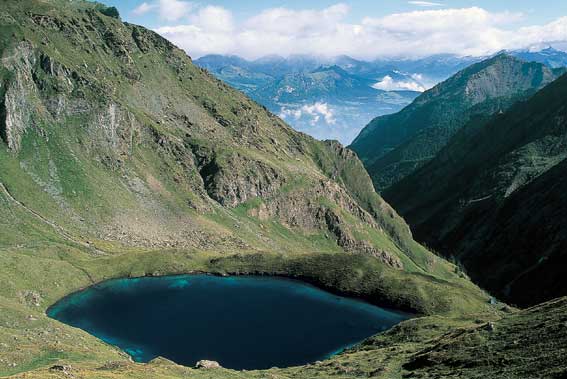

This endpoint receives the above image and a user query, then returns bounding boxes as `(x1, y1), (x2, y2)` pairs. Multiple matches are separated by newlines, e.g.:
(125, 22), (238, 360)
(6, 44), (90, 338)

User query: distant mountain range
(513, 47), (567, 68)
(194, 54), (481, 143)
(195, 48), (567, 144)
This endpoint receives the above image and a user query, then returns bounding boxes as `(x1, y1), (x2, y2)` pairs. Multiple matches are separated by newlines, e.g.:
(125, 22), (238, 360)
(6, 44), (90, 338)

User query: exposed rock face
(1, 42), (39, 151)
(250, 180), (374, 229)
(193, 151), (286, 208)
(195, 360), (221, 369)
(0, 40), (141, 164)
(323, 209), (403, 269)
(89, 101), (141, 168)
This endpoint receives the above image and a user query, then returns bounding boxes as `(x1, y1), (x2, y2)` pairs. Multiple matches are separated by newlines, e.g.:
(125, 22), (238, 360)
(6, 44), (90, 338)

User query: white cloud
(280, 102), (336, 126)
(302, 102), (336, 125)
(280, 108), (302, 120)
(408, 1), (443, 7)
(510, 16), (567, 49)
(244, 4), (349, 35)
(190, 6), (234, 33)
(372, 75), (427, 92)
(132, 0), (194, 22)
(152, 4), (567, 60)
(158, 0), (193, 22)
(132, 2), (156, 16)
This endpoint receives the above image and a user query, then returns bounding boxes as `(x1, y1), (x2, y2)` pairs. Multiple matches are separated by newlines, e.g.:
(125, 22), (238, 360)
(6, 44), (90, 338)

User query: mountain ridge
(384, 71), (567, 307)
(350, 53), (564, 191)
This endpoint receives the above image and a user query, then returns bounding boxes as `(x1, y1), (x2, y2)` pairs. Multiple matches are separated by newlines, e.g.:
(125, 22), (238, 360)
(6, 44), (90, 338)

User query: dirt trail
(0, 182), (107, 255)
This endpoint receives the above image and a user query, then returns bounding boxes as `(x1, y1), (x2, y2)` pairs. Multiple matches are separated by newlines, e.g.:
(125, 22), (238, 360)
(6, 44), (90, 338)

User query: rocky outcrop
(1, 42), (39, 151)
(191, 149), (286, 208)
(245, 178), (403, 268)
(195, 360), (221, 369)
(249, 179), (375, 228)
(0, 40), (141, 166)
(18, 290), (42, 307)
(88, 101), (142, 168)
(324, 208), (403, 269)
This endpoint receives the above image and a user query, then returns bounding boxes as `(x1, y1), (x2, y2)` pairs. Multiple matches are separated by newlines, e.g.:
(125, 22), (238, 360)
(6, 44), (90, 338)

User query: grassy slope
(385, 73), (567, 307)
(350, 54), (563, 191)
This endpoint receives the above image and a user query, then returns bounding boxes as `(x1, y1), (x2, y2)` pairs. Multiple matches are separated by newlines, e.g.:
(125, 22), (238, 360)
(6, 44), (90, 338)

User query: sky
(97, 0), (567, 60)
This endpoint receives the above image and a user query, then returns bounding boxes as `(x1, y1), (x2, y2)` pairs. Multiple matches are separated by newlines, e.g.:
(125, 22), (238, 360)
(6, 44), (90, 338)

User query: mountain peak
(350, 53), (560, 191)
(311, 64), (349, 75)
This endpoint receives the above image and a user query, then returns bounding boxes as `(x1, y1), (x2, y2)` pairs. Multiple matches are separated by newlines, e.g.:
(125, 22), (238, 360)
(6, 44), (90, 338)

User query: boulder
(195, 360), (221, 369)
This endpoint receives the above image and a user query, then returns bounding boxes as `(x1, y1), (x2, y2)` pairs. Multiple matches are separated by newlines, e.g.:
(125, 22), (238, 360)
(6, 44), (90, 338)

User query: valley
(193, 54), (471, 144)
(0, 1), (566, 378)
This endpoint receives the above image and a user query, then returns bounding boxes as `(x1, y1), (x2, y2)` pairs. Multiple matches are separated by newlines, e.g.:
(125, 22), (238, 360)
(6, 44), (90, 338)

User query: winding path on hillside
(0, 182), (107, 256)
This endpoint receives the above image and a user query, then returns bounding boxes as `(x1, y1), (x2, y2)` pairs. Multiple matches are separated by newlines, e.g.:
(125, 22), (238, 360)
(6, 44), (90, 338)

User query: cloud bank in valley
(136, 2), (567, 59)
(372, 75), (428, 92)
(280, 102), (336, 127)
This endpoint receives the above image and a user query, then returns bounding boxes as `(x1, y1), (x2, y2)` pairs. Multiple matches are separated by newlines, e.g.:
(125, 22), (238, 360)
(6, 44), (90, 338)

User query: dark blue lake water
(47, 275), (410, 370)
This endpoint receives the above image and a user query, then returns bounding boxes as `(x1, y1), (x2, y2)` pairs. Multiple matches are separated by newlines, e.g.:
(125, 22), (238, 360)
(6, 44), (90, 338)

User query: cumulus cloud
(132, 0), (194, 22)
(280, 102), (336, 126)
(372, 75), (427, 92)
(132, 2), (155, 16)
(408, 1), (443, 7)
(511, 17), (567, 49)
(244, 4), (349, 35)
(189, 6), (234, 32)
(159, 0), (194, 21)
(152, 4), (567, 59)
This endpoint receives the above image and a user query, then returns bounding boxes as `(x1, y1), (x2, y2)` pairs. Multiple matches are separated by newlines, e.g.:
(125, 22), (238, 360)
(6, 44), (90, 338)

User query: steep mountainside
(385, 72), (567, 307)
(350, 54), (564, 191)
(0, 1), (496, 377)
(0, 0), (473, 303)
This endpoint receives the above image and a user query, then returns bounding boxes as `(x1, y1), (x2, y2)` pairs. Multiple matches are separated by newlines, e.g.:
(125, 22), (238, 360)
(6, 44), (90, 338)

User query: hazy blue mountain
(370, 54), (483, 88)
(194, 55), (431, 143)
(192, 54), (253, 72)
(511, 47), (567, 68)
(252, 65), (419, 143)
(195, 49), (567, 144)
